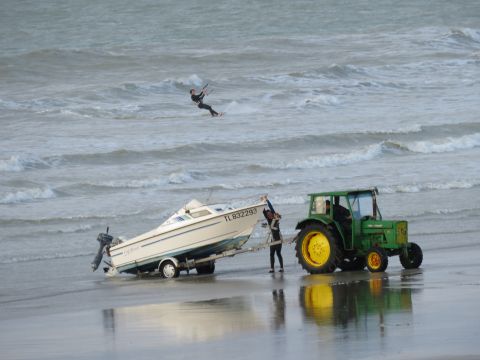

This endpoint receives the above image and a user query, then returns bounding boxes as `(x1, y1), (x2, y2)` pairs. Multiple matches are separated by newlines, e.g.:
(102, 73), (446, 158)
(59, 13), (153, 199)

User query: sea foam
(0, 187), (57, 204)
(380, 179), (480, 194)
(404, 133), (480, 154)
(269, 143), (384, 170)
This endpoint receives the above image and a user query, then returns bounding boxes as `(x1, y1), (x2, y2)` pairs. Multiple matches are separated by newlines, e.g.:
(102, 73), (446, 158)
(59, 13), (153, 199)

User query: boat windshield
(160, 203), (234, 227)
(209, 204), (234, 213)
(190, 209), (212, 218)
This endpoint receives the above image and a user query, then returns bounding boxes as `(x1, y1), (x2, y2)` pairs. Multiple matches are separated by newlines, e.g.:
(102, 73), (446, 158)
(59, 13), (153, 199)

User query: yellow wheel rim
(367, 252), (381, 270)
(301, 231), (331, 267)
(369, 278), (383, 296)
(303, 284), (334, 324)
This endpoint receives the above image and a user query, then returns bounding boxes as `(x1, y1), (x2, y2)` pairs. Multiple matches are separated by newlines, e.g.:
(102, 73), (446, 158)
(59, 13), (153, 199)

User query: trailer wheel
(295, 223), (342, 274)
(339, 256), (366, 271)
(196, 261), (215, 275)
(159, 260), (179, 279)
(366, 247), (388, 272)
(400, 242), (423, 269)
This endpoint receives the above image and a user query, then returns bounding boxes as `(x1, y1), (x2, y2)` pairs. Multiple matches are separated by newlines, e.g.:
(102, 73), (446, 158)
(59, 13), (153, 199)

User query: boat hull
(109, 203), (265, 274)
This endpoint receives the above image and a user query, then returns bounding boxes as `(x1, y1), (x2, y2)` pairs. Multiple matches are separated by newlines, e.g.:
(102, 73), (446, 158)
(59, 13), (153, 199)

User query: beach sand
(1, 244), (479, 360)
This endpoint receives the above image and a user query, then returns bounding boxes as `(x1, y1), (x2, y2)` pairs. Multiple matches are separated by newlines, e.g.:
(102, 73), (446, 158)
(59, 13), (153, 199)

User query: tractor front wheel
(366, 247), (388, 272)
(295, 223), (342, 274)
(400, 242), (423, 269)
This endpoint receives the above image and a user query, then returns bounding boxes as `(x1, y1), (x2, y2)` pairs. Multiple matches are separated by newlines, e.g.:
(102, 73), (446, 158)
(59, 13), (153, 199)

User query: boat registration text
(224, 208), (257, 222)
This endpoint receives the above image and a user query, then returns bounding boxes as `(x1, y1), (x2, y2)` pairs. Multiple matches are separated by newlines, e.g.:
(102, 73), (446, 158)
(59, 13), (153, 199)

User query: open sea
(1, 2), (480, 356)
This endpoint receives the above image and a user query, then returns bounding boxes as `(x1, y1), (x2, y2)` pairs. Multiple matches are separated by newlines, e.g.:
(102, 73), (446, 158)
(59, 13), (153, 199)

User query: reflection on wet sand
(271, 289), (285, 330)
(100, 271), (421, 356)
(102, 297), (264, 343)
(300, 274), (413, 335)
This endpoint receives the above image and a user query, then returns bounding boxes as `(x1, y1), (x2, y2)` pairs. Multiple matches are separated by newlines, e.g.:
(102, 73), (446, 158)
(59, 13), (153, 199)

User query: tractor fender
(296, 217), (333, 230)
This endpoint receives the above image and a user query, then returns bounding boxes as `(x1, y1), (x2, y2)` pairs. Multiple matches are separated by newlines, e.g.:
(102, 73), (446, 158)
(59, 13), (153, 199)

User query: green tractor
(295, 188), (423, 273)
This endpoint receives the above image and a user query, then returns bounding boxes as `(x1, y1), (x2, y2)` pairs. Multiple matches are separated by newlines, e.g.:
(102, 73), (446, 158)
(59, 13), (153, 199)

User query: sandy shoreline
(1, 244), (479, 360)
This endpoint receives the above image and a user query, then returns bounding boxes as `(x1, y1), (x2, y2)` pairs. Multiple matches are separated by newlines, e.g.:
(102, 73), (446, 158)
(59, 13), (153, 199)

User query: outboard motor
(91, 227), (113, 271)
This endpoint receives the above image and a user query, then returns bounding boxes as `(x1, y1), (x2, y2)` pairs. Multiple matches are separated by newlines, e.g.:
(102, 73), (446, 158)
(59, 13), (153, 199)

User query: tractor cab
(305, 188), (382, 249)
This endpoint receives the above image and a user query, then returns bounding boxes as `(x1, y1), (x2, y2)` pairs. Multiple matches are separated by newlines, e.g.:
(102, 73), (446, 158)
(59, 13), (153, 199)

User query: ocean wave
(366, 124), (423, 135)
(0, 155), (60, 172)
(325, 64), (370, 78)
(402, 133), (480, 154)
(6, 224), (95, 239)
(107, 74), (205, 95)
(3, 47), (136, 70)
(380, 179), (480, 194)
(224, 101), (259, 115)
(447, 28), (480, 45)
(47, 224), (94, 234)
(60, 146), (209, 165)
(409, 207), (480, 218)
(90, 170), (204, 189)
(0, 187), (57, 204)
(252, 63), (370, 85)
(230, 195), (307, 209)
(301, 94), (341, 106)
(0, 205), (153, 227)
(267, 195), (308, 205)
(0, 147), (211, 172)
(262, 143), (386, 170)
(173, 74), (204, 87)
(0, 251), (94, 265)
(4, 125), (477, 173)
(215, 179), (297, 190)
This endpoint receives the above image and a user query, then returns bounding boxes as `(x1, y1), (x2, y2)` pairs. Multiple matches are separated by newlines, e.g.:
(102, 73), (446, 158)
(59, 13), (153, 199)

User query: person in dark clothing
(326, 199), (352, 238)
(261, 195), (284, 273)
(190, 88), (220, 117)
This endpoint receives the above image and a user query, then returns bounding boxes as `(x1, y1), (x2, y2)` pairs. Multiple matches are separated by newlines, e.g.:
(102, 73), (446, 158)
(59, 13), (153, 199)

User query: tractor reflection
(300, 275), (413, 333)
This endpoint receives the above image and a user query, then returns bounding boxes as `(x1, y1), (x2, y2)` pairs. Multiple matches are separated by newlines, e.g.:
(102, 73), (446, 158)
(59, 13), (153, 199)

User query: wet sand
(1, 244), (479, 360)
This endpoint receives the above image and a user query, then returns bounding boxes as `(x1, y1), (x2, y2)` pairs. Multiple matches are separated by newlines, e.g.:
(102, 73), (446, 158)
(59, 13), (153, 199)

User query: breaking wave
(447, 28), (480, 45)
(91, 170), (204, 189)
(401, 133), (480, 153)
(0, 187), (57, 204)
(301, 94), (341, 106)
(224, 101), (259, 115)
(2, 125), (478, 174)
(380, 179), (480, 194)
(0, 155), (59, 172)
(0, 251), (94, 265)
(262, 143), (386, 170)
(215, 179), (297, 190)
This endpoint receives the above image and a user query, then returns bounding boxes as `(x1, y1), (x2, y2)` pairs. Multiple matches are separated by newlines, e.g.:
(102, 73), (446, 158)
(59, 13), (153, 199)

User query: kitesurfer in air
(190, 86), (221, 117)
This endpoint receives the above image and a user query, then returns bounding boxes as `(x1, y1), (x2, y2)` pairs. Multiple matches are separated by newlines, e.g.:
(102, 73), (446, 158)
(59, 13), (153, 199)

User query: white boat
(92, 199), (266, 277)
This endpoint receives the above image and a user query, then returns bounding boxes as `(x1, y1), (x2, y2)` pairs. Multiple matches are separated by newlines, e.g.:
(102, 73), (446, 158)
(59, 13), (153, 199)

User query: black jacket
(263, 209), (281, 241)
(191, 92), (205, 104)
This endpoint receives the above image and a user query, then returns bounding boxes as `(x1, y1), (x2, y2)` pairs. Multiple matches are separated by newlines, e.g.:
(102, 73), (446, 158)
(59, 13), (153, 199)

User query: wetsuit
(263, 200), (284, 270)
(191, 91), (218, 116)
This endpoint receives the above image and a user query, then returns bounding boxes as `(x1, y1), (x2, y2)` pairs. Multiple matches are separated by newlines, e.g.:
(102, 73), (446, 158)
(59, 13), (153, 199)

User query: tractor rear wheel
(295, 223), (342, 274)
(366, 247), (388, 272)
(400, 242), (423, 269)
